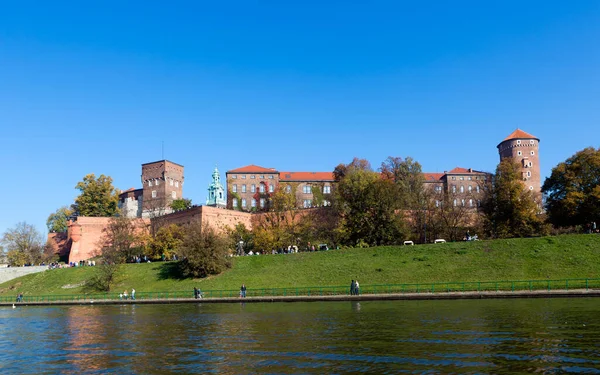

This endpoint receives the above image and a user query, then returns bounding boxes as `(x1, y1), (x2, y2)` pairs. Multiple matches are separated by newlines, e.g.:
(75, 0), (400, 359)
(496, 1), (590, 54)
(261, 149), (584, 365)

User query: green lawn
(2, 234), (600, 297)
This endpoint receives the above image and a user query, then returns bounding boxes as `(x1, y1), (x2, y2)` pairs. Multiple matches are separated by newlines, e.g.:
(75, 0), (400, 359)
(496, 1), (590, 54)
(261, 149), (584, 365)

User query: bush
(178, 223), (231, 278)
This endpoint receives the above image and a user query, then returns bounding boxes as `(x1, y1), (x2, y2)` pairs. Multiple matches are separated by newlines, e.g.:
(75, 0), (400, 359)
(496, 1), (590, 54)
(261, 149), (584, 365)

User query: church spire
(206, 165), (226, 208)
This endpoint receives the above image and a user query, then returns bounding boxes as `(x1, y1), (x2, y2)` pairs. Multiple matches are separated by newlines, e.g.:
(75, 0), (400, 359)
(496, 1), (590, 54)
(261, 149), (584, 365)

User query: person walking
(350, 280), (356, 295)
(131, 288), (136, 300)
(355, 280), (360, 295)
(240, 284), (247, 298)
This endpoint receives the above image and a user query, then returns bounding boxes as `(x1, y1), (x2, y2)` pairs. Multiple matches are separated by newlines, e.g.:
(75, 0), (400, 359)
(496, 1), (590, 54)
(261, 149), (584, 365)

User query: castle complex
(50, 129), (540, 263)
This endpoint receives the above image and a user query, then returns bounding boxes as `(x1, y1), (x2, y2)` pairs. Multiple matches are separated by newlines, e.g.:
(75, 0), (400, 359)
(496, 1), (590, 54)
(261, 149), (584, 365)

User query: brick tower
(141, 160), (184, 218)
(497, 129), (541, 195)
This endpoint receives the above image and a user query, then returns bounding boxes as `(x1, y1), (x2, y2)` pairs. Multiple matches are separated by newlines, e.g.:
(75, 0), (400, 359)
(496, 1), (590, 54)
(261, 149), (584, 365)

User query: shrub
(178, 222), (231, 278)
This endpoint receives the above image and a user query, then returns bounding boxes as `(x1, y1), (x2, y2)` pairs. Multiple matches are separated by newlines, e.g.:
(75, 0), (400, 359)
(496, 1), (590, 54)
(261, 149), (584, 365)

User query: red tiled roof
(447, 167), (486, 174)
(422, 173), (444, 181)
(227, 165), (278, 173)
(502, 129), (538, 142)
(279, 172), (335, 182)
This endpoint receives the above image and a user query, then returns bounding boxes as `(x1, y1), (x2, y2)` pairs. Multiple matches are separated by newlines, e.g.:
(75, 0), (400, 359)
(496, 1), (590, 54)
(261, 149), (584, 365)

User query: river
(1, 298), (599, 374)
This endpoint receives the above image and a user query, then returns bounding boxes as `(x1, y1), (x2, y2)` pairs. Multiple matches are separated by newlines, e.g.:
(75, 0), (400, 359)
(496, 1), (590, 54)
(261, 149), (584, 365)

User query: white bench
(434, 239), (446, 244)
(403, 241), (414, 246)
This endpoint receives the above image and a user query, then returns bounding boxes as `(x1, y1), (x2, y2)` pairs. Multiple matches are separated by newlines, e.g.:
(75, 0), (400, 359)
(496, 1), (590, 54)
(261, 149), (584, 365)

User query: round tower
(497, 129), (541, 194)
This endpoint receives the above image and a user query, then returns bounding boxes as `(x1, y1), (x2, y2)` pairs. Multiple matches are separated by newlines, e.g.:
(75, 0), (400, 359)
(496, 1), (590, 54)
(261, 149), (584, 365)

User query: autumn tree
(73, 174), (119, 217)
(542, 147), (600, 228)
(178, 223), (231, 278)
(227, 223), (254, 255)
(99, 216), (146, 263)
(1, 222), (44, 266)
(482, 159), (545, 238)
(46, 206), (73, 233)
(147, 224), (185, 260)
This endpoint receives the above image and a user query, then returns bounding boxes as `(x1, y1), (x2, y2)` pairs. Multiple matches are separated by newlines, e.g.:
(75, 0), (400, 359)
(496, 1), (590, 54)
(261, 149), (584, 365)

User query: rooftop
(227, 165), (278, 173)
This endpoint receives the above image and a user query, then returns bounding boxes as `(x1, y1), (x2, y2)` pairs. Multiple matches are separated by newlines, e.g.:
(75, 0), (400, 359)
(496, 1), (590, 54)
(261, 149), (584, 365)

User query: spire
(206, 164), (226, 208)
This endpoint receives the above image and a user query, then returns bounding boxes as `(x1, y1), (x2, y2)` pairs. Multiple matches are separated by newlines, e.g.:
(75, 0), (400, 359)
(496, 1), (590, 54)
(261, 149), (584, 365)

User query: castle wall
(152, 206), (253, 233)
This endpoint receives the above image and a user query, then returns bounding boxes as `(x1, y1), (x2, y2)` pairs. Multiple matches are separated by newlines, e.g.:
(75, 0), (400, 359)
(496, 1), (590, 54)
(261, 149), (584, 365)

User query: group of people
(119, 288), (136, 300)
(15, 293), (23, 302)
(350, 280), (360, 295)
(193, 287), (203, 299)
(68, 260), (96, 267)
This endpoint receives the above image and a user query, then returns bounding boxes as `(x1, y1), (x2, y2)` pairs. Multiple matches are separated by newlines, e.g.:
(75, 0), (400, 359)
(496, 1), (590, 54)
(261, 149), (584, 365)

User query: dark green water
(1, 298), (600, 374)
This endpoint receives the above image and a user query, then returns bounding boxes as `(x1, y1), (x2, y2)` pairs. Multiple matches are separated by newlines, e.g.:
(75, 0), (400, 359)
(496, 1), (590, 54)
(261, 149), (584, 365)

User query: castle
(49, 129), (540, 263)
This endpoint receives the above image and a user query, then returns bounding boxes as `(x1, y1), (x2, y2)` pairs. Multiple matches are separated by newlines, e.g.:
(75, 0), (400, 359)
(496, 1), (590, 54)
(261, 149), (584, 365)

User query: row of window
(451, 185), (481, 193)
(517, 151), (535, 156)
(150, 191), (177, 199)
(148, 179), (180, 188)
(517, 140), (536, 145)
(230, 174), (276, 180)
(231, 184), (331, 194)
(231, 198), (331, 209)
(436, 199), (481, 207)
(450, 176), (482, 181)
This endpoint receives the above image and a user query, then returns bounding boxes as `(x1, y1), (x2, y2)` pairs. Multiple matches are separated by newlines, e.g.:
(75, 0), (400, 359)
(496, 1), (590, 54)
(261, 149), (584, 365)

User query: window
(518, 151), (522, 156)
(476, 185), (480, 193)
(477, 200), (481, 207)
(468, 185), (472, 193)
(156, 179), (159, 186)
(251, 184), (256, 193)
(303, 199), (312, 208)
(460, 176), (464, 180)
(323, 185), (331, 194)
(530, 140), (535, 144)
(435, 186), (442, 192)
(517, 140), (521, 144)
(172, 191), (176, 199)
(232, 198), (238, 207)
(260, 198), (265, 208)
(152, 190), (157, 198)
(529, 186), (534, 190)
(175, 181), (179, 187)
(170, 179), (173, 186)
(260, 175), (264, 179)
(531, 151), (535, 155)
(527, 171), (531, 177)
(148, 180), (153, 187)
(232, 175), (237, 179)
(452, 176), (456, 180)
(251, 175), (255, 179)
(528, 162), (533, 167)
(286, 185), (291, 193)
(303, 185), (312, 194)
(269, 184), (274, 193)
(469, 199), (473, 207)
(461, 199), (465, 206)
(452, 185), (456, 193)
(242, 199), (247, 208)
(323, 200), (330, 206)
(232, 185), (237, 193)
(251, 199), (256, 208)
(259, 184), (265, 193)
(269, 175), (274, 179)
(453, 199), (457, 207)
(242, 175), (246, 179)
(435, 200), (440, 207)
(242, 185), (246, 193)
(460, 185), (464, 193)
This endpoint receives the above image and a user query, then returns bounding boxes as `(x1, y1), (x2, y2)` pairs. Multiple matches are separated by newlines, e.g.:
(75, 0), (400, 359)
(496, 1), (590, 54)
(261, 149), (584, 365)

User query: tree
(99, 216), (146, 263)
(482, 159), (545, 238)
(46, 206), (73, 233)
(227, 223), (254, 255)
(334, 160), (407, 246)
(542, 147), (600, 228)
(148, 224), (185, 260)
(73, 174), (119, 217)
(1, 222), (44, 266)
(170, 198), (193, 212)
(178, 223), (231, 278)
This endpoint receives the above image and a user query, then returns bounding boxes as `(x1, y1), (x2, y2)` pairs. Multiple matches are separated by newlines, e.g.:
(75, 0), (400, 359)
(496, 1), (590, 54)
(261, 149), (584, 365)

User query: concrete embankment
(2, 289), (600, 307)
(0, 266), (47, 284)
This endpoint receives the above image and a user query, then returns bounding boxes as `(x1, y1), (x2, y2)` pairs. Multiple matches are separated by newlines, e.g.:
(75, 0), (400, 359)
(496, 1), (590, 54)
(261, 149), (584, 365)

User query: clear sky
(1, 1), (599, 237)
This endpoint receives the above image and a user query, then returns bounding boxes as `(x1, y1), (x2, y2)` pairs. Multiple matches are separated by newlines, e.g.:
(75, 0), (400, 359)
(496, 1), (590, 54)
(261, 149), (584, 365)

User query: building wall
(141, 160), (184, 217)
(153, 205), (253, 233)
(498, 138), (541, 194)
(227, 172), (279, 210)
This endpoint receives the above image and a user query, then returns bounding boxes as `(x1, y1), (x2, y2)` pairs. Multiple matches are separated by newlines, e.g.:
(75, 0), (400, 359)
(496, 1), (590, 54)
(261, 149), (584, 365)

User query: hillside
(1, 234), (600, 297)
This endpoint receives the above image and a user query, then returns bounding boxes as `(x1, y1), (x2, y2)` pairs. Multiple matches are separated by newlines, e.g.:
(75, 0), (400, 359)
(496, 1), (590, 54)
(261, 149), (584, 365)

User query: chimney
(468, 168), (473, 173)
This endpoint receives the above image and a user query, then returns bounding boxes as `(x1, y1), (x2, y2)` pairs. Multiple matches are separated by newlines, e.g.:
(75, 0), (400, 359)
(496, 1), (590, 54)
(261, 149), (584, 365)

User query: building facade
(423, 167), (489, 209)
(497, 129), (541, 195)
(225, 165), (334, 211)
(118, 160), (185, 218)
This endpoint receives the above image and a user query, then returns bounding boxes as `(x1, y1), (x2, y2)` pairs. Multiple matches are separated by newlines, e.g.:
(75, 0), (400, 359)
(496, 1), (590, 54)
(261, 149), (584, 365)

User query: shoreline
(2, 289), (600, 307)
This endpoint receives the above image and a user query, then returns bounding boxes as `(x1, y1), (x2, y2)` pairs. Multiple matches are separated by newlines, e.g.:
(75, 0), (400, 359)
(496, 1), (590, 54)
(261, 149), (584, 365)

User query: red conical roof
(502, 129), (538, 142)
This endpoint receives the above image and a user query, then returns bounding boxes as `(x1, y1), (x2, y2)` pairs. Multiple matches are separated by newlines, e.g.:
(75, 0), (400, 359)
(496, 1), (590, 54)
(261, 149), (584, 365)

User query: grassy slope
(1, 234), (600, 296)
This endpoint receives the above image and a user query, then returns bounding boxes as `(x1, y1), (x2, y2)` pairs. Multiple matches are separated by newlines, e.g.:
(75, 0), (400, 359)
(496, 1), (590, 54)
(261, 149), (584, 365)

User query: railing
(2, 278), (600, 304)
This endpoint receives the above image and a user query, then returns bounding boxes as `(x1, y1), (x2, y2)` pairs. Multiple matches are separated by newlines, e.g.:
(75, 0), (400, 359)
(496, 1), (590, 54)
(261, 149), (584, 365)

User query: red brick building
(497, 129), (541, 196)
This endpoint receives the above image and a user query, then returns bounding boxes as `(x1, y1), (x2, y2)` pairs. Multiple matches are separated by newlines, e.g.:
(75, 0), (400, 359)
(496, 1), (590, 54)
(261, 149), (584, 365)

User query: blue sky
(1, 1), (599, 237)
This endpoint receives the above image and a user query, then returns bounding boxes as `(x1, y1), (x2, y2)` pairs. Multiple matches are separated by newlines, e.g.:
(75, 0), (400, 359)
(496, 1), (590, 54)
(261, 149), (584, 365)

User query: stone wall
(0, 266), (48, 284)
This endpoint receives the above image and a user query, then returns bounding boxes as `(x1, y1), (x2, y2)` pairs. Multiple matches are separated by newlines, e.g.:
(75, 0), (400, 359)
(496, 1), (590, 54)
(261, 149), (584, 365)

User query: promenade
(2, 288), (600, 307)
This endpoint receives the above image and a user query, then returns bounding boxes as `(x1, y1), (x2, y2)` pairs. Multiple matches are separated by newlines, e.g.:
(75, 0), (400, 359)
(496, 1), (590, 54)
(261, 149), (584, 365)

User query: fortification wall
(0, 266), (48, 284)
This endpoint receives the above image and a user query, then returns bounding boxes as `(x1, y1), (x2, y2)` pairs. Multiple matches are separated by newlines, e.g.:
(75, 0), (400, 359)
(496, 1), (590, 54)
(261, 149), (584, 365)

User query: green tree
(170, 198), (193, 212)
(73, 174), (119, 217)
(542, 147), (600, 228)
(482, 159), (545, 238)
(335, 160), (407, 246)
(1, 222), (44, 266)
(178, 223), (231, 278)
(46, 206), (73, 233)
(148, 224), (185, 260)
(227, 223), (254, 255)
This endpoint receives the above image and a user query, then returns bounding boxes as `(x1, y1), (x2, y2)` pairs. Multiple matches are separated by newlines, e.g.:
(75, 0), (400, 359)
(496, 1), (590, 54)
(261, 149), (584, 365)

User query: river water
(1, 298), (599, 374)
